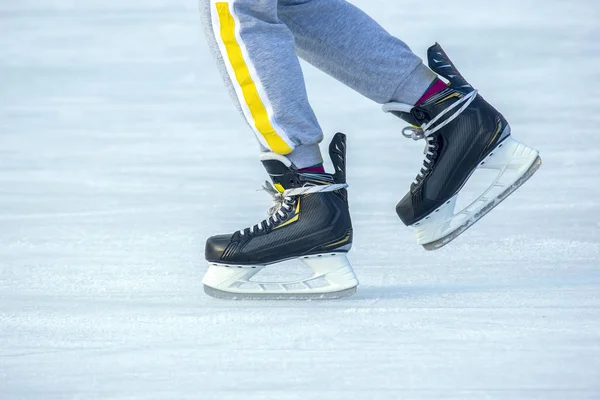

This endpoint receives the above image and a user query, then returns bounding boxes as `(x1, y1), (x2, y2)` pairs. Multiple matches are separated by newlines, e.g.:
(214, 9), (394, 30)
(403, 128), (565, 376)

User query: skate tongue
(260, 152), (292, 167)
(260, 152), (299, 193)
(260, 133), (348, 192)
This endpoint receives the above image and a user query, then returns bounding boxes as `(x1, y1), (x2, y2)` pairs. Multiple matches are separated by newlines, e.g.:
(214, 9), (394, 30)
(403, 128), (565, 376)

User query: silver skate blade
(203, 284), (357, 300)
(202, 253), (359, 300)
(422, 155), (542, 251)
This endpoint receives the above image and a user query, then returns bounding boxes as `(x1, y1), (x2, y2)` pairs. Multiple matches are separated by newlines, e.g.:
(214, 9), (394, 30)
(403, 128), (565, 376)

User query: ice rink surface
(1, 0), (599, 398)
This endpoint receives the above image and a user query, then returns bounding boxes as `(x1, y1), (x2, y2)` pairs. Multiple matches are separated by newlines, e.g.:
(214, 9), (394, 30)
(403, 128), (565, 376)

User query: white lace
(401, 90), (478, 140)
(239, 182), (348, 235)
(398, 90), (478, 185)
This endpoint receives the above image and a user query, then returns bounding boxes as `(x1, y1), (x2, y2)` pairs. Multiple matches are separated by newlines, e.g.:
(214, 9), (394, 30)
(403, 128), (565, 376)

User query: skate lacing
(399, 90), (478, 186)
(238, 182), (348, 236)
(408, 136), (438, 186)
(401, 90), (478, 140)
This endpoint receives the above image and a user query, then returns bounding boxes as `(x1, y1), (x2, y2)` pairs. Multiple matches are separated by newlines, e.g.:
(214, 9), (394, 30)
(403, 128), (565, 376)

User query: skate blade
(203, 285), (357, 300)
(201, 253), (359, 300)
(411, 136), (542, 250)
(422, 155), (541, 250)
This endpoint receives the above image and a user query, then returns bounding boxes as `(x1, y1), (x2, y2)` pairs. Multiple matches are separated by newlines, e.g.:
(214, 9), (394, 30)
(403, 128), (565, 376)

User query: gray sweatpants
(200, 0), (436, 168)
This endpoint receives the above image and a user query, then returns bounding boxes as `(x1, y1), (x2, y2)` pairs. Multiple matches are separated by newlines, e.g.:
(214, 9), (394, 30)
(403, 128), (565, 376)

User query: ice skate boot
(202, 133), (358, 299)
(383, 43), (541, 250)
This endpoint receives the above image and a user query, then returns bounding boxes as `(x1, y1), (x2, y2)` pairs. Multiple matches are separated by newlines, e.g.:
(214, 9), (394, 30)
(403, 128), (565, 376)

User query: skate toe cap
(396, 192), (418, 226)
(205, 234), (234, 262)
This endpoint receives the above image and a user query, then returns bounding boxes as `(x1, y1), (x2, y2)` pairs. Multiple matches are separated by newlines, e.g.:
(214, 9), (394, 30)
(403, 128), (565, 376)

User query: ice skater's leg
(199, 0), (323, 168)
(199, 1), (359, 300)
(277, 0), (437, 105)
(278, 1), (541, 249)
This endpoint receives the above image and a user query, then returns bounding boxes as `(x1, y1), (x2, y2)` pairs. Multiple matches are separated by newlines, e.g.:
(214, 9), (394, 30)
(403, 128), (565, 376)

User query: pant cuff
(285, 143), (323, 169)
(390, 63), (437, 105)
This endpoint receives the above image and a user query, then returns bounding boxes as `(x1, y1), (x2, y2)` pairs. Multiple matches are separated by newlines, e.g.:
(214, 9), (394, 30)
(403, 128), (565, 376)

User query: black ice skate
(202, 133), (358, 299)
(383, 43), (542, 250)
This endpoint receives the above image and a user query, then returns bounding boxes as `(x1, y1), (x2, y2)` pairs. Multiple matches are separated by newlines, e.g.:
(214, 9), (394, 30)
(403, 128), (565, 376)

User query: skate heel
(203, 253), (358, 300)
(478, 135), (540, 172)
(413, 135), (542, 250)
(300, 253), (358, 294)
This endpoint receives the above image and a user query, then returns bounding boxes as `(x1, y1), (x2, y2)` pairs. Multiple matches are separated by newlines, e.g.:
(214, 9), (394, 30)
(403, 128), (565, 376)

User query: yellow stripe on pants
(215, 2), (293, 155)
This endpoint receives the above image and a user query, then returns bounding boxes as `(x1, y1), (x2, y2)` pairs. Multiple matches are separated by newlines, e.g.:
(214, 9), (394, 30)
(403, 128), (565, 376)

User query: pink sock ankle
(416, 78), (447, 105)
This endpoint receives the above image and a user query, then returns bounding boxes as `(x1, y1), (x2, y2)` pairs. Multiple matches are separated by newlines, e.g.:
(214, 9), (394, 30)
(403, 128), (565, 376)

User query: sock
(299, 163), (325, 173)
(415, 78), (447, 105)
